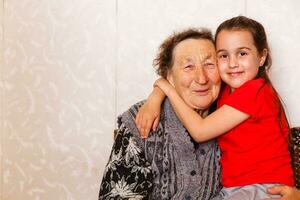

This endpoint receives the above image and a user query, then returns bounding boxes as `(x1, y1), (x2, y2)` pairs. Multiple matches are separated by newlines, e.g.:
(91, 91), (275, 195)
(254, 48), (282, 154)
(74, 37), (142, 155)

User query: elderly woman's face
(168, 39), (221, 110)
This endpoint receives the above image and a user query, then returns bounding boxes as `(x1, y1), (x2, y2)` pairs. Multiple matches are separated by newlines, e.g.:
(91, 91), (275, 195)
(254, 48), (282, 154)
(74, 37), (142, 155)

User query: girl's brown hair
(215, 16), (290, 140)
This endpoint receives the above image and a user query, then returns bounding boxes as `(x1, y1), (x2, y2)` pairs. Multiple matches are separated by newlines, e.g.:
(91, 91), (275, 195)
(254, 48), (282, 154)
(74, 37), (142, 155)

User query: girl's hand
(135, 86), (165, 138)
(135, 100), (160, 139)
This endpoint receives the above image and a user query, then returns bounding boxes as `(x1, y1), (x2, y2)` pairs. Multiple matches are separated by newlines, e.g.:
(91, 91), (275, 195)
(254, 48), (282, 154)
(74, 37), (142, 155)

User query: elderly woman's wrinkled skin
(167, 38), (221, 111)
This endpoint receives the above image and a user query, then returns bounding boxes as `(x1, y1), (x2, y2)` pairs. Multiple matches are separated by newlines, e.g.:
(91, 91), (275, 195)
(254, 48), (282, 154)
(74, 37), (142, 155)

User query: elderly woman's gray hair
(153, 28), (214, 78)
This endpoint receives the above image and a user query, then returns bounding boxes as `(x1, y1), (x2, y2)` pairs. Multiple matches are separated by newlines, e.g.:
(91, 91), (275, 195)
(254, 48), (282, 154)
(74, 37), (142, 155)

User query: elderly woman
(99, 29), (222, 199)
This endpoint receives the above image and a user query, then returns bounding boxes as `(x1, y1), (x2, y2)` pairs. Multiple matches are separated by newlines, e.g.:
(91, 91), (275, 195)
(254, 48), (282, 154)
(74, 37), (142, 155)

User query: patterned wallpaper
(1, 0), (300, 199)
(1, 1), (116, 199)
(1, 0), (3, 199)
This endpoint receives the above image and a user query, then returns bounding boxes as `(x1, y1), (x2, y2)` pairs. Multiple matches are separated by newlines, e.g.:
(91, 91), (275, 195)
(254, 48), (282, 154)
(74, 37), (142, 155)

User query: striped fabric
(291, 127), (300, 189)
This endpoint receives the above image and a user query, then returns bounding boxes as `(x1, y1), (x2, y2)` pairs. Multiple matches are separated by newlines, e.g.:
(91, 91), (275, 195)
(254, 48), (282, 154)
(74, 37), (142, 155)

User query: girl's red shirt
(217, 78), (294, 187)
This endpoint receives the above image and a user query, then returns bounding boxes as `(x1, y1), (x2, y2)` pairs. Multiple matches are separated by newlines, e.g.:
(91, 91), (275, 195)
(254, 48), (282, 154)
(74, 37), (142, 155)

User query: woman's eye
(184, 65), (193, 69)
(204, 63), (215, 68)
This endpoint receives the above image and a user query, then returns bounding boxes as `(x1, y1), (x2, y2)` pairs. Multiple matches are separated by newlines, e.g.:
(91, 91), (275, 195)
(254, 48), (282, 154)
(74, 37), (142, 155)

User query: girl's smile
(216, 29), (267, 91)
(227, 71), (244, 77)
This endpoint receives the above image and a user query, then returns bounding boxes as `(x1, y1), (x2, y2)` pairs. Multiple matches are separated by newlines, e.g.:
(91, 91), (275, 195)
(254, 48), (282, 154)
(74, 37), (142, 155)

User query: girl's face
(216, 30), (267, 91)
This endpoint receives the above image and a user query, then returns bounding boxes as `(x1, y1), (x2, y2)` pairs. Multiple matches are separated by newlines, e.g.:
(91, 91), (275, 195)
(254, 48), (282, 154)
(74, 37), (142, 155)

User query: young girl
(135, 16), (294, 199)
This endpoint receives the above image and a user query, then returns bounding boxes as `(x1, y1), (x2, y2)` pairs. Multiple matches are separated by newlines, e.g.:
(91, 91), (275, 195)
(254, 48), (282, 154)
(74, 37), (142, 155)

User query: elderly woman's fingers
(266, 185), (290, 195)
(262, 185), (296, 200)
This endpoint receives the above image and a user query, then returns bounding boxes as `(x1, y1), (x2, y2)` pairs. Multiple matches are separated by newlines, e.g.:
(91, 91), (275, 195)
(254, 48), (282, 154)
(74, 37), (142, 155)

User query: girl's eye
(218, 54), (228, 59)
(240, 51), (248, 56)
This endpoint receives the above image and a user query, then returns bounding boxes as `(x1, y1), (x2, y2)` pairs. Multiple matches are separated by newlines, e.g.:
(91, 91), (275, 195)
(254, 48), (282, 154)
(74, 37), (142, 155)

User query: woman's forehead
(175, 54), (216, 66)
(173, 39), (216, 61)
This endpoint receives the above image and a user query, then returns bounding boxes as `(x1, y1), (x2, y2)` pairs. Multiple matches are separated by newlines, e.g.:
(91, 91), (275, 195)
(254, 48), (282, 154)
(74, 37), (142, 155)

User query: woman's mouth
(193, 88), (209, 96)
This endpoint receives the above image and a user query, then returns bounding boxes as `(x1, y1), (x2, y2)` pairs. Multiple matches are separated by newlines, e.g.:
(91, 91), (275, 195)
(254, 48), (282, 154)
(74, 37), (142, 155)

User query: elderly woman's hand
(262, 185), (300, 200)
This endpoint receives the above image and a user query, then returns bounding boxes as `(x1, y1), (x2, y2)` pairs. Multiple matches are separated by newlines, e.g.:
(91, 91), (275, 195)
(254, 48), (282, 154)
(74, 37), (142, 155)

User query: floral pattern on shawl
(99, 117), (153, 200)
(99, 100), (221, 200)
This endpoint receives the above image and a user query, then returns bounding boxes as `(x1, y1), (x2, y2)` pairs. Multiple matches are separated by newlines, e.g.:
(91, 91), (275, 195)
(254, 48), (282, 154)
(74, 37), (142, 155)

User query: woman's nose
(195, 67), (208, 84)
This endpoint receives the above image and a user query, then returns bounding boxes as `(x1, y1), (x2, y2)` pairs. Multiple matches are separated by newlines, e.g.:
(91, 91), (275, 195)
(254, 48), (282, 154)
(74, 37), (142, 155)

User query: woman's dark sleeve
(99, 122), (153, 200)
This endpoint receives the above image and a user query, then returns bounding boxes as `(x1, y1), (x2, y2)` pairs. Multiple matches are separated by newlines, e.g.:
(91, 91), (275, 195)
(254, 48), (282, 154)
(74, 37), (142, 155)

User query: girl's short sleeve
(223, 79), (265, 117)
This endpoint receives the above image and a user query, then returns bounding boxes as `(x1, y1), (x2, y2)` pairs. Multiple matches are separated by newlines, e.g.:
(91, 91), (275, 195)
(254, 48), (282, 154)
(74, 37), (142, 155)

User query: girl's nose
(229, 56), (238, 68)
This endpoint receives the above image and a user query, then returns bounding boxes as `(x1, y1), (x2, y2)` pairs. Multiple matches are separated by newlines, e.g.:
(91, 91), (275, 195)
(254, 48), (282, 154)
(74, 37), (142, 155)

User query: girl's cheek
(217, 61), (226, 71)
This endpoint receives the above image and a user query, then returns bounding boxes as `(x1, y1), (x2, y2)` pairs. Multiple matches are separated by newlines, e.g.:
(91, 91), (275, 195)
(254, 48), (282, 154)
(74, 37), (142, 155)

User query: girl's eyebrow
(216, 49), (226, 54)
(237, 47), (252, 51)
(216, 47), (252, 54)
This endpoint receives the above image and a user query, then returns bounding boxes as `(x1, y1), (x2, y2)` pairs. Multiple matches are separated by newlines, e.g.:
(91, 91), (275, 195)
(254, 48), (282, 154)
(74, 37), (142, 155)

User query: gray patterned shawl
(99, 99), (221, 200)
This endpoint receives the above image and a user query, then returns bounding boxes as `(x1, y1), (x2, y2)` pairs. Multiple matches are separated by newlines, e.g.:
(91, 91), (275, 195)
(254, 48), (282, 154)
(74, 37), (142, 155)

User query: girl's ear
(260, 48), (268, 66)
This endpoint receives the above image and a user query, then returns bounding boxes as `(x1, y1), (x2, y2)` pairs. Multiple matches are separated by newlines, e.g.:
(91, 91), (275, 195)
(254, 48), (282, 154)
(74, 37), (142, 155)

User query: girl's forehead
(216, 30), (256, 49)
(216, 29), (253, 41)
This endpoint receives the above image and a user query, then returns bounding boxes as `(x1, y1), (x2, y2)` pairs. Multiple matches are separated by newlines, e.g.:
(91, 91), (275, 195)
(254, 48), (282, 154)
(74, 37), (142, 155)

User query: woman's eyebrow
(178, 57), (193, 65)
(203, 54), (213, 59)
(202, 55), (215, 64)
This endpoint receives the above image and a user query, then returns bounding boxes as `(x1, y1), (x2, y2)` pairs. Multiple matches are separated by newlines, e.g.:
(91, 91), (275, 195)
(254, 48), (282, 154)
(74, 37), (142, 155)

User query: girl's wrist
(148, 87), (164, 103)
(164, 85), (175, 97)
(167, 87), (177, 98)
(154, 78), (173, 97)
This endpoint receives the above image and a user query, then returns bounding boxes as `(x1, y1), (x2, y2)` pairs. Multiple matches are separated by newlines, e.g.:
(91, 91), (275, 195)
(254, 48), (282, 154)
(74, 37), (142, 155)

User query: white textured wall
(1, 0), (116, 199)
(246, 0), (300, 126)
(0, 0), (3, 199)
(0, 0), (300, 199)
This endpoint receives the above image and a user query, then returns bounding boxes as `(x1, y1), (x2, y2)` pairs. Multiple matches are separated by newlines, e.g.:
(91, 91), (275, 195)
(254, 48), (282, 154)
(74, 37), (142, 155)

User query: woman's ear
(260, 48), (268, 66)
